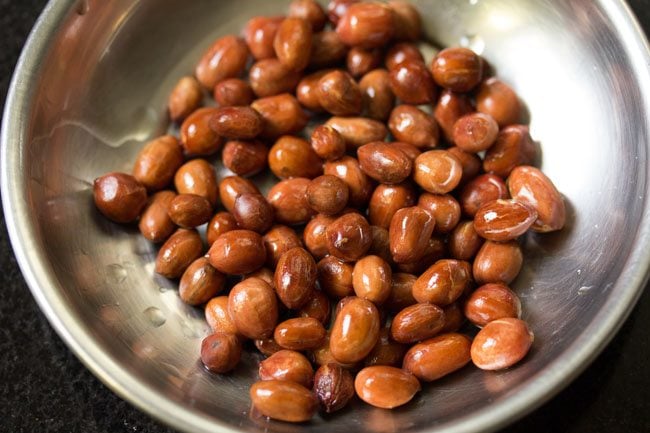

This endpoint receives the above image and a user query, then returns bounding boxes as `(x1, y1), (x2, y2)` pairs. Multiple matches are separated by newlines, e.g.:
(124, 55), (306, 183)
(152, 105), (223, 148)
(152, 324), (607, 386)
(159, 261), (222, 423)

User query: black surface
(1, 1), (650, 432)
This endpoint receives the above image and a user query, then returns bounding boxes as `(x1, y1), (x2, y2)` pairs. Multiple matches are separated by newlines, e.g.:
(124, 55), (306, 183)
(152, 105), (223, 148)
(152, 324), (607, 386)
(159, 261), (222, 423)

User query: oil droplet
(106, 263), (127, 284)
(459, 34), (485, 55)
(143, 306), (166, 328)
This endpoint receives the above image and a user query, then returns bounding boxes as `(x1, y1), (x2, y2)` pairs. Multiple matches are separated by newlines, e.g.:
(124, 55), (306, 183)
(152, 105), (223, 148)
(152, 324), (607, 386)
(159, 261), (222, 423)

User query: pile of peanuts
(92, 0), (566, 423)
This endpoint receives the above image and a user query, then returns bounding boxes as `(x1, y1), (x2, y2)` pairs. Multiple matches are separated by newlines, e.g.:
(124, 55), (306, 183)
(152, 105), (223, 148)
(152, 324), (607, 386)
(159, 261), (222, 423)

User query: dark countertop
(1, 1), (649, 432)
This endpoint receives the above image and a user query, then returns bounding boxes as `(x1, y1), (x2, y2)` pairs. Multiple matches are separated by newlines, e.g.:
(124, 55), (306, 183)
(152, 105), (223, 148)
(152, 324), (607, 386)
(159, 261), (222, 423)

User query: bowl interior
(5, 0), (650, 432)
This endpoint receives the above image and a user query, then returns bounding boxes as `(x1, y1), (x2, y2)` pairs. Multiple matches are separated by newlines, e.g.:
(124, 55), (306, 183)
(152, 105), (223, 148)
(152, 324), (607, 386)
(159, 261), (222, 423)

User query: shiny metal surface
(2, 0), (650, 432)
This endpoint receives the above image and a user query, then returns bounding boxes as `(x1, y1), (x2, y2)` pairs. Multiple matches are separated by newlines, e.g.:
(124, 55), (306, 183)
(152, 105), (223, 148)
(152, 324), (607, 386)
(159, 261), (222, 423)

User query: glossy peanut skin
(275, 317), (327, 350)
(274, 17), (313, 71)
(460, 173), (509, 217)
(274, 247), (317, 309)
(388, 105), (439, 149)
(431, 47), (483, 92)
(324, 156), (373, 207)
(200, 333), (242, 373)
(391, 303), (445, 344)
(330, 297), (380, 363)
(447, 146), (482, 186)
(232, 193), (274, 234)
(269, 135), (323, 179)
(357, 142), (412, 185)
(386, 273), (417, 312)
(317, 256), (354, 298)
(434, 89), (474, 143)
(385, 42), (424, 70)
(368, 183), (416, 229)
(484, 125), (536, 178)
(250, 381), (317, 423)
(304, 214), (335, 260)
(453, 112), (499, 153)
(207, 229), (266, 275)
(297, 70), (329, 112)
(249, 59), (301, 98)
(168, 194), (212, 228)
(413, 259), (472, 306)
(179, 257), (225, 306)
(168, 76), (202, 122)
(471, 318), (534, 370)
(473, 240), (523, 285)
(354, 366), (420, 409)
(397, 235), (447, 275)
(244, 16), (283, 60)
(205, 208), (239, 242)
(309, 32), (348, 69)
(174, 159), (218, 206)
(214, 78), (254, 107)
(353, 255), (392, 304)
(155, 229), (204, 278)
(222, 140), (267, 177)
(180, 108), (223, 156)
(313, 363), (355, 413)
(218, 175), (260, 213)
(255, 338), (283, 356)
(139, 191), (176, 243)
(403, 333), (471, 381)
(94, 172), (147, 223)
(369, 225), (393, 264)
(267, 177), (315, 225)
(508, 165), (566, 232)
(307, 175), (349, 215)
(326, 212), (373, 262)
(133, 135), (184, 191)
(476, 77), (521, 127)
(389, 206), (435, 264)
(474, 199), (537, 241)
(263, 225), (302, 267)
(318, 70), (363, 116)
(311, 125), (346, 161)
(325, 116), (388, 150)
(365, 328), (407, 367)
(228, 277), (278, 339)
(327, 0), (359, 26)
(299, 290), (332, 325)
(259, 350), (314, 388)
(389, 61), (437, 105)
(359, 68), (395, 121)
(465, 283), (522, 327)
(414, 150), (463, 194)
(251, 94), (308, 139)
(336, 3), (395, 49)
(209, 106), (262, 140)
(389, 1), (422, 41)
(347, 47), (382, 78)
(205, 296), (239, 335)
(392, 139), (423, 160)
(247, 267), (275, 288)
(449, 220), (484, 261)
(418, 193), (461, 234)
(195, 35), (249, 89)
(290, 0), (327, 31)
(441, 302), (466, 333)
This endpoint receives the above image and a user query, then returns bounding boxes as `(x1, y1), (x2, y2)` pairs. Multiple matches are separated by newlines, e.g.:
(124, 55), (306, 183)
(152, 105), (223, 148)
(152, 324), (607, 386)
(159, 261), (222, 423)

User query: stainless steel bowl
(3, 0), (650, 432)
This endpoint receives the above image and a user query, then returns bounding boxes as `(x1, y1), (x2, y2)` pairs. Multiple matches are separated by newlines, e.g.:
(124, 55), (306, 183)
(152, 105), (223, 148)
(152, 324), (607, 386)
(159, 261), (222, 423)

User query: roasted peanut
(168, 76), (202, 122)
(275, 317), (327, 350)
(307, 175), (349, 215)
(133, 135), (184, 191)
(326, 212), (373, 262)
(274, 17), (313, 71)
(244, 16), (283, 60)
(213, 78), (254, 107)
(385, 42), (424, 70)
(323, 156), (373, 207)
(174, 159), (219, 206)
(418, 193), (461, 233)
(359, 68), (395, 121)
(389, 1), (422, 41)
(267, 177), (315, 225)
(484, 125), (536, 178)
(299, 290), (332, 325)
(449, 220), (484, 261)
(259, 350), (314, 387)
(473, 240), (523, 285)
(313, 363), (355, 413)
(195, 35), (249, 89)
(431, 47), (483, 92)
(508, 165), (566, 232)
(412, 259), (471, 306)
(368, 183), (417, 229)
(336, 3), (395, 49)
(358, 141), (412, 184)
(347, 47), (382, 78)
(289, 0), (327, 31)
(252, 93), (309, 140)
(250, 380), (317, 422)
(139, 190), (176, 243)
(327, 0), (359, 26)
(413, 150), (463, 194)
(471, 318), (534, 370)
(453, 112), (499, 153)
(330, 296), (380, 363)
(474, 199), (537, 241)
(232, 193), (274, 234)
(354, 366), (420, 409)
(179, 257), (225, 306)
(94, 172), (148, 224)
(308, 31), (348, 69)
(391, 303), (445, 344)
(168, 194), (212, 228)
(434, 89), (474, 143)
(389, 206), (435, 263)
(403, 333), (471, 381)
(222, 140), (267, 177)
(274, 247), (317, 309)
(447, 146), (482, 186)
(269, 135), (323, 179)
(441, 302), (466, 333)
(218, 175), (260, 213)
(246, 267), (275, 288)
(318, 70), (363, 116)
(389, 61), (437, 104)
(255, 338), (284, 356)
(155, 229), (204, 278)
(180, 107), (223, 156)
(304, 214), (336, 260)
(207, 229), (266, 275)
(263, 225), (303, 267)
(228, 277), (278, 339)
(209, 106), (263, 140)
(365, 328), (407, 367)
(248, 58), (301, 98)
(317, 256), (354, 298)
(205, 296), (239, 335)
(324, 116), (388, 150)
(460, 173), (509, 217)
(353, 255), (392, 304)
(297, 70), (330, 112)
(388, 105), (439, 149)
(396, 235), (447, 275)
(201, 333), (242, 373)
(310, 332), (358, 368)
(369, 225), (393, 264)
(386, 273), (417, 312)
(464, 283), (521, 327)
(310, 125), (346, 161)
(476, 77), (522, 127)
